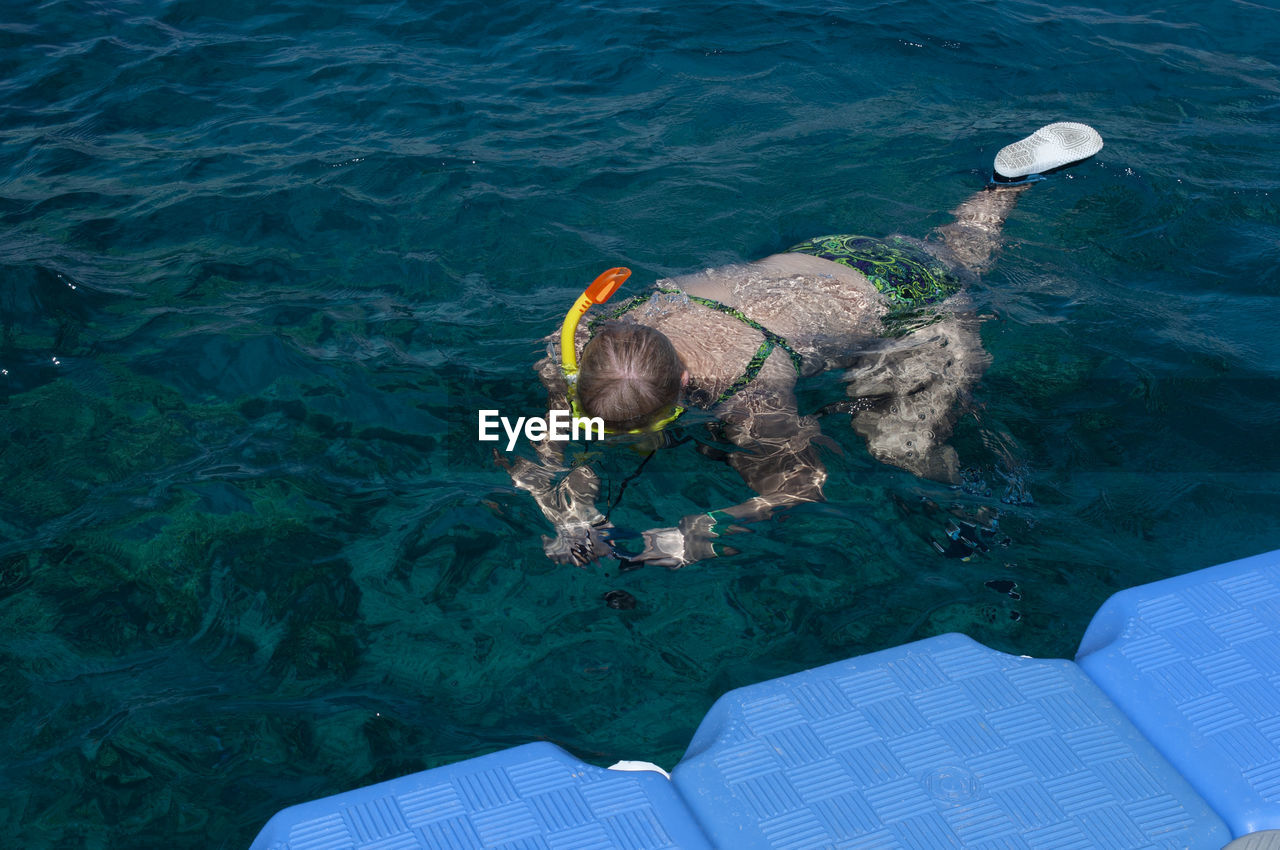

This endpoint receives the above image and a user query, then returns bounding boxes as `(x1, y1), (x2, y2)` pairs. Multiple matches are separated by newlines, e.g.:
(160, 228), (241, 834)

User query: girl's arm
(626, 363), (829, 568)
(499, 346), (615, 566)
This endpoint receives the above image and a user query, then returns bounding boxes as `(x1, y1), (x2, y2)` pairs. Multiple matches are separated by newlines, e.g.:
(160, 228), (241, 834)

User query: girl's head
(576, 322), (683, 432)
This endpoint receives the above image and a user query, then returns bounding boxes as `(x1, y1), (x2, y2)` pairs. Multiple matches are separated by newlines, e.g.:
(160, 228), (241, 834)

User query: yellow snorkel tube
(560, 266), (631, 381)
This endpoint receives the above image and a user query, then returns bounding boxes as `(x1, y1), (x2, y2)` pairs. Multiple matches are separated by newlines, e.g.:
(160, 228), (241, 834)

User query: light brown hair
(576, 322), (682, 432)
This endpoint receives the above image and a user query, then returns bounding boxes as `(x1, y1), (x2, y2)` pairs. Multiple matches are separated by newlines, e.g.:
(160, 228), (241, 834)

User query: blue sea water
(2, 0), (1279, 846)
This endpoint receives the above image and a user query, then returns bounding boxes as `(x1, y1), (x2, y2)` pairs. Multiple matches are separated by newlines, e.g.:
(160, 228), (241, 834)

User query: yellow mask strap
(569, 397), (686, 436)
(560, 267), (631, 378)
(640, 404), (686, 433)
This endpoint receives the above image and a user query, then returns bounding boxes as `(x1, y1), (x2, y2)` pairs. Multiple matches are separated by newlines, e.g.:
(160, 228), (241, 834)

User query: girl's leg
(930, 184), (1029, 276)
(929, 121), (1104, 275)
(843, 311), (989, 484)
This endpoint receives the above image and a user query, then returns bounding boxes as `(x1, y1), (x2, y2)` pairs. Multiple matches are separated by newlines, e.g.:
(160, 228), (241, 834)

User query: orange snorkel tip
(584, 267), (630, 305)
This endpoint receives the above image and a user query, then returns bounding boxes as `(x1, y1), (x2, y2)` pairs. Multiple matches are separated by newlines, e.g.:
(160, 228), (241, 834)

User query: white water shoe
(993, 122), (1104, 180)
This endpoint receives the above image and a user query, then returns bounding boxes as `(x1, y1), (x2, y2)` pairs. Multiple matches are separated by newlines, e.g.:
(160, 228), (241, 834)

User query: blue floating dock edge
(250, 548), (1280, 848)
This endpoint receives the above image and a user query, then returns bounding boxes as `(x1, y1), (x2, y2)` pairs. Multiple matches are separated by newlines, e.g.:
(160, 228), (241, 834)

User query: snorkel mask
(560, 268), (685, 434)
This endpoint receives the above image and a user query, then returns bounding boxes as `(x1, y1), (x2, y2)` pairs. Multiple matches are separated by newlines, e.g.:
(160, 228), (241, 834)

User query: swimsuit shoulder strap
(656, 287), (803, 405)
(586, 292), (649, 331)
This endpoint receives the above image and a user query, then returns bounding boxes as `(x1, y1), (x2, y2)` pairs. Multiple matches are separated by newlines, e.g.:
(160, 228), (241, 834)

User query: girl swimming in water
(504, 122), (1104, 568)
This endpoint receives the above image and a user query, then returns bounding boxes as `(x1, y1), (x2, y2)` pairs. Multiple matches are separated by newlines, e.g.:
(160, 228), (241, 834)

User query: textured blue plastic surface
(671, 633), (1231, 849)
(251, 551), (1280, 848)
(1078, 548), (1280, 837)
(249, 741), (714, 850)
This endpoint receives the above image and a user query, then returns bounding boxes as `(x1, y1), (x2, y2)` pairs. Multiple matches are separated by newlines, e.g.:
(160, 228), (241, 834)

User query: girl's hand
(622, 514), (725, 570)
(542, 519), (617, 567)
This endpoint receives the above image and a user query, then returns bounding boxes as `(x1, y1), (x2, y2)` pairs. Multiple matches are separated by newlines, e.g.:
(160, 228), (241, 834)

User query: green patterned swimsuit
(787, 234), (961, 308)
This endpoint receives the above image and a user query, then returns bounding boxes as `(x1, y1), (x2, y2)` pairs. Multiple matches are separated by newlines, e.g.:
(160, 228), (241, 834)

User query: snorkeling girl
(504, 122), (1104, 568)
